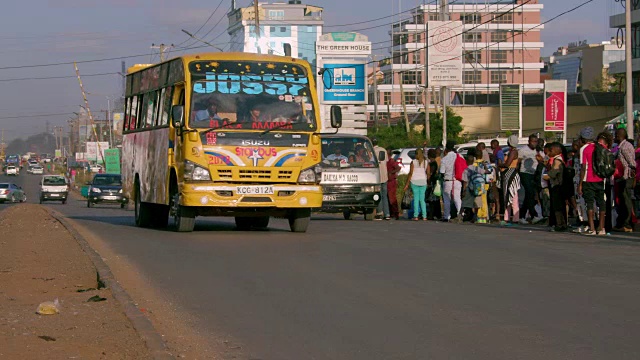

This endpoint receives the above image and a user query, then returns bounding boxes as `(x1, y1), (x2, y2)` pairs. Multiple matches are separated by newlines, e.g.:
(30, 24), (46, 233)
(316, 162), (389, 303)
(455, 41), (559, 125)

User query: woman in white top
(404, 148), (430, 221)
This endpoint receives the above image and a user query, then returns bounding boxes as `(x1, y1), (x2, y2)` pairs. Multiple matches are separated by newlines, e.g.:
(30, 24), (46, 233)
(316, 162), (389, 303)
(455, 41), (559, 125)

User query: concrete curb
(46, 208), (174, 360)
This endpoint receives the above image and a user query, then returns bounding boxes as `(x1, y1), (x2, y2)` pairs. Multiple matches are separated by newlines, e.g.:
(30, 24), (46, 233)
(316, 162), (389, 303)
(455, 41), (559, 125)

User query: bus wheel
(134, 181), (152, 228)
(254, 216), (270, 229)
(289, 209), (311, 233)
(171, 192), (195, 232)
(364, 208), (375, 221)
(235, 217), (252, 231)
(153, 204), (170, 229)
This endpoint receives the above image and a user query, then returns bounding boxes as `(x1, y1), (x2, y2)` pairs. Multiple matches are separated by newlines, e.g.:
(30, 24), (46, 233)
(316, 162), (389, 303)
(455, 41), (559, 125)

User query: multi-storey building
(227, 0), (324, 70)
(546, 40), (624, 93)
(609, 3), (640, 108)
(371, 0), (544, 121)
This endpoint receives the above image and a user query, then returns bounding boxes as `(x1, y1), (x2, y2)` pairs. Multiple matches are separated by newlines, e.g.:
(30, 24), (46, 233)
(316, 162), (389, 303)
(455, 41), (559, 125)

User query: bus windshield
(189, 60), (316, 131)
(321, 137), (378, 168)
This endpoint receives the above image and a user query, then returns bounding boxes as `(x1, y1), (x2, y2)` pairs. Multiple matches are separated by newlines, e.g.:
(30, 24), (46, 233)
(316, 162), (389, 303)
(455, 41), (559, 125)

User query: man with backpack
(578, 127), (613, 236)
(440, 141), (463, 222)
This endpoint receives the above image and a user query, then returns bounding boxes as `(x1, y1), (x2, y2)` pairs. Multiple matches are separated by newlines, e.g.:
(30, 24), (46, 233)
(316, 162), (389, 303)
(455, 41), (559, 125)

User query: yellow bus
(122, 52), (341, 232)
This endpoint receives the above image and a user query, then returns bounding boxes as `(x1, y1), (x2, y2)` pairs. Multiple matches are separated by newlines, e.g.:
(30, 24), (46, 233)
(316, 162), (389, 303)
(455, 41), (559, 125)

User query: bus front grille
(217, 169), (233, 180)
(239, 169), (271, 179)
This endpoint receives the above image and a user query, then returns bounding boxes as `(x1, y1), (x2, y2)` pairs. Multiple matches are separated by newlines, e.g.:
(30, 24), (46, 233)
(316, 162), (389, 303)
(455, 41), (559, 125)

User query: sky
(0, 0), (612, 142)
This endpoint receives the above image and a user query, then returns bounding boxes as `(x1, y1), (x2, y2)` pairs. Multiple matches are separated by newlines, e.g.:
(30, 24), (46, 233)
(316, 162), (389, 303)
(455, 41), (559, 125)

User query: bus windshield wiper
(201, 121), (250, 134)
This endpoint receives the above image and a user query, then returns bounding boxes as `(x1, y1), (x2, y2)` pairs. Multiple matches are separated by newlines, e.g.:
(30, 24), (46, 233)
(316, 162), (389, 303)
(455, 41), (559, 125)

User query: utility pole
(254, 0), (261, 53)
(151, 43), (174, 62)
(372, 55), (379, 127)
(74, 62), (106, 166)
(439, 0), (449, 146)
(424, 0), (430, 143)
(400, 76), (410, 133)
(626, 1), (634, 142)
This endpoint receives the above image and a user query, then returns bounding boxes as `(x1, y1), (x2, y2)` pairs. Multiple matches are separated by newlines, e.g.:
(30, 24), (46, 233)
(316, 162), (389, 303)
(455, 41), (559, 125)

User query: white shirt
(519, 145), (539, 174)
(373, 145), (388, 183)
(440, 151), (457, 181)
(410, 159), (428, 186)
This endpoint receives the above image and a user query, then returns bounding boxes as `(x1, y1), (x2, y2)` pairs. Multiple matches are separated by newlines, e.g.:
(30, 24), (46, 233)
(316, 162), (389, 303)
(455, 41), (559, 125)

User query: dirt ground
(0, 204), (151, 360)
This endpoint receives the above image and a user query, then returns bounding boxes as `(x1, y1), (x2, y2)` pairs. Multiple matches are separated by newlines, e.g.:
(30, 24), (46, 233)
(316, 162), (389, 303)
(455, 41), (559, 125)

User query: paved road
(4, 172), (640, 359)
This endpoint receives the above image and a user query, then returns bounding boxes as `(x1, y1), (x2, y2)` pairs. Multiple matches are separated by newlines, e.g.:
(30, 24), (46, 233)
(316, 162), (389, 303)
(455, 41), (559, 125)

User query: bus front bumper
(183, 184), (322, 210)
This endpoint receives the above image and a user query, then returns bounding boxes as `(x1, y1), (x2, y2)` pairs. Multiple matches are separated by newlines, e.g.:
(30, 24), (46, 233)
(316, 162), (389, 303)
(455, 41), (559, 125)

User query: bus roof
(127, 64), (154, 74)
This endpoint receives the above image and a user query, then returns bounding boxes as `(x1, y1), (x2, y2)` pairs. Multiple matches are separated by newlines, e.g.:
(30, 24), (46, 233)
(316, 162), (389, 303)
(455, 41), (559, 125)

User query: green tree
(368, 124), (423, 150)
(427, 106), (464, 146)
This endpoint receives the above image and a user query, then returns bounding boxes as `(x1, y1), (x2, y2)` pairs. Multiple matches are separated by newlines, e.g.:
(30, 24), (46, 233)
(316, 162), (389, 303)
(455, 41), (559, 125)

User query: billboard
(320, 62), (367, 104)
(112, 113), (124, 135)
(104, 149), (120, 174)
(86, 142), (109, 162)
(427, 21), (463, 87)
(544, 80), (568, 132)
(500, 84), (522, 133)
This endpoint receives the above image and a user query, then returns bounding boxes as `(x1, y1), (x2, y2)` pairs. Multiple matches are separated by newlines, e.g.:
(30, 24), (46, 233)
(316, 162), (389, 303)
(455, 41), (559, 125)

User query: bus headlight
(298, 167), (317, 184)
(184, 160), (211, 181)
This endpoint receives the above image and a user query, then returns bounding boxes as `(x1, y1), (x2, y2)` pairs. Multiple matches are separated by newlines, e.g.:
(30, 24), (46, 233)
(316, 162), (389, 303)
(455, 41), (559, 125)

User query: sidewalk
(0, 204), (152, 359)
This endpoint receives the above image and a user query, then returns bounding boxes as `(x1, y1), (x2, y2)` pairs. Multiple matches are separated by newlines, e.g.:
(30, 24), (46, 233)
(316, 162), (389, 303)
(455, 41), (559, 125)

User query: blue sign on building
(321, 63), (366, 104)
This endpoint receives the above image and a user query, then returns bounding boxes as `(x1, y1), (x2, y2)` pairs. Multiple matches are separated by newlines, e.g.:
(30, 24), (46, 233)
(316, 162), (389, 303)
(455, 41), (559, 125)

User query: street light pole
(625, 1), (634, 142)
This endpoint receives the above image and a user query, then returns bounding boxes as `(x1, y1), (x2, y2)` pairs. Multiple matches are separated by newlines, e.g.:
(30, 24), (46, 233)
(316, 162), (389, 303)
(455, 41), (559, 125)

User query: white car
(31, 166), (44, 175)
(5, 165), (18, 176)
(89, 164), (103, 173)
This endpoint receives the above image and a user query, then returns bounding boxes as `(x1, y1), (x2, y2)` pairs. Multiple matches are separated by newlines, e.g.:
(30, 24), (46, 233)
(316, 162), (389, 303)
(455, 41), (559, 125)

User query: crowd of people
(372, 126), (639, 235)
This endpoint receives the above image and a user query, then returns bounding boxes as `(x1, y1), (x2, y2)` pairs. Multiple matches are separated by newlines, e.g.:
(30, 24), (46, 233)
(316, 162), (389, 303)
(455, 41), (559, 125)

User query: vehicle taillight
(0, 190), (7, 195)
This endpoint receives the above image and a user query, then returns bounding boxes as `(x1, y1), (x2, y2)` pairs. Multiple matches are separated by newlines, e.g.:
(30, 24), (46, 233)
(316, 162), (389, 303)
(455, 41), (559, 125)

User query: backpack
(469, 168), (486, 196)
(454, 154), (467, 181)
(592, 143), (615, 178)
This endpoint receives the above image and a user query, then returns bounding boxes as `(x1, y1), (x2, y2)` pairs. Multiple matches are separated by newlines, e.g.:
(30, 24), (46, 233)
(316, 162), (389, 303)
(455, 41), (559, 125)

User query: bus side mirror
(330, 105), (342, 128)
(172, 105), (184, 128)
(378, 151), (386, 161)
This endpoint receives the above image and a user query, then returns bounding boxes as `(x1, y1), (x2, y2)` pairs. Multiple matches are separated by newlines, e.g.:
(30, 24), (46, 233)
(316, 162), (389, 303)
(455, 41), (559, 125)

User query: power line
(177, 0), (228, 49)
(0, 72), (120, 82)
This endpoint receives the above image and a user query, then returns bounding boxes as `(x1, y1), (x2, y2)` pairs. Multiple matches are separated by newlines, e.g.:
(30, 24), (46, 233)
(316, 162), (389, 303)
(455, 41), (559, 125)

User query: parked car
(39, 175), (69, 204)
(87, 174), (127, 208)
(5, 165), (18, 176)
(391, 148), (415, 176)
(89, 164), (103, 173)
(31, 165), (44, 175)
(0, 183), (27, 203)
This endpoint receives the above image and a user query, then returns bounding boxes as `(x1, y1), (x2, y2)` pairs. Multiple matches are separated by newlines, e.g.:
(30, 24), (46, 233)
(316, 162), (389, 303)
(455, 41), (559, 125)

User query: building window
(491, 50), (508, 63)
(491, 31), (508, 42)
(428, 13), (440, 21)
(403, 92), (417, 105)
(492, 13), (513, 24)
(464, 51), (482, 63)
(414, 33), (422, 43)
(461, 13), (480, 24)
(270, 26), (276, 32)
(412, 51), (421, 64)
(281, 27), (286, 32)
(464, 71), (481, 84)
(268, 10), (284, 20)
(383, 92), (391, 105)
(463, 32), (480, 43)
(394, 34), (409, 46)
(491, 70), (507, 84)
(402, 71), (422, 84)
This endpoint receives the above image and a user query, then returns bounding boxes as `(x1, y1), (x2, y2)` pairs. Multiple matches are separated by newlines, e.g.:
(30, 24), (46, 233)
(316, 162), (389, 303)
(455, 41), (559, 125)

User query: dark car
(87, 174), (127, 208)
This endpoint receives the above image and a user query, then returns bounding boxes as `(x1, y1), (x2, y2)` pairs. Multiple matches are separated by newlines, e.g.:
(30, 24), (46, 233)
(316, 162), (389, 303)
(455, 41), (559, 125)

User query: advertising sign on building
(544, 80), (568, 133)
(112, 113), (124, 135)
(319, 61), (367, 105)
(104, 149), (120, 174)
(427, 21), (463, 87)
(316, 32), (371, 56)
(86, 142), (109, 162)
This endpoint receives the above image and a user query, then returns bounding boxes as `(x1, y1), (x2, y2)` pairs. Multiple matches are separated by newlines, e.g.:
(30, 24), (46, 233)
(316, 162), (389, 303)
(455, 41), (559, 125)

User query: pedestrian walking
(613, 128), (635, 232)
(519, 134), (544, 224)
(490, 139), (505, 220)
(499, 135), (521, 226)
(387, 147), (401, 220)
(440, 141), (462, 222)
(577, 127), (608, 236)
(404, 148), (429, 221)
(372, 138), (390, 221)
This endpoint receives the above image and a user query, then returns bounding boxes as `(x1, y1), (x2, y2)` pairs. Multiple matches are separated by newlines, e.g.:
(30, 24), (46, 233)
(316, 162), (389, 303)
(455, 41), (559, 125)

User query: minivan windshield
(43, 176), (66, 186)
(321, 137), (378, 168)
